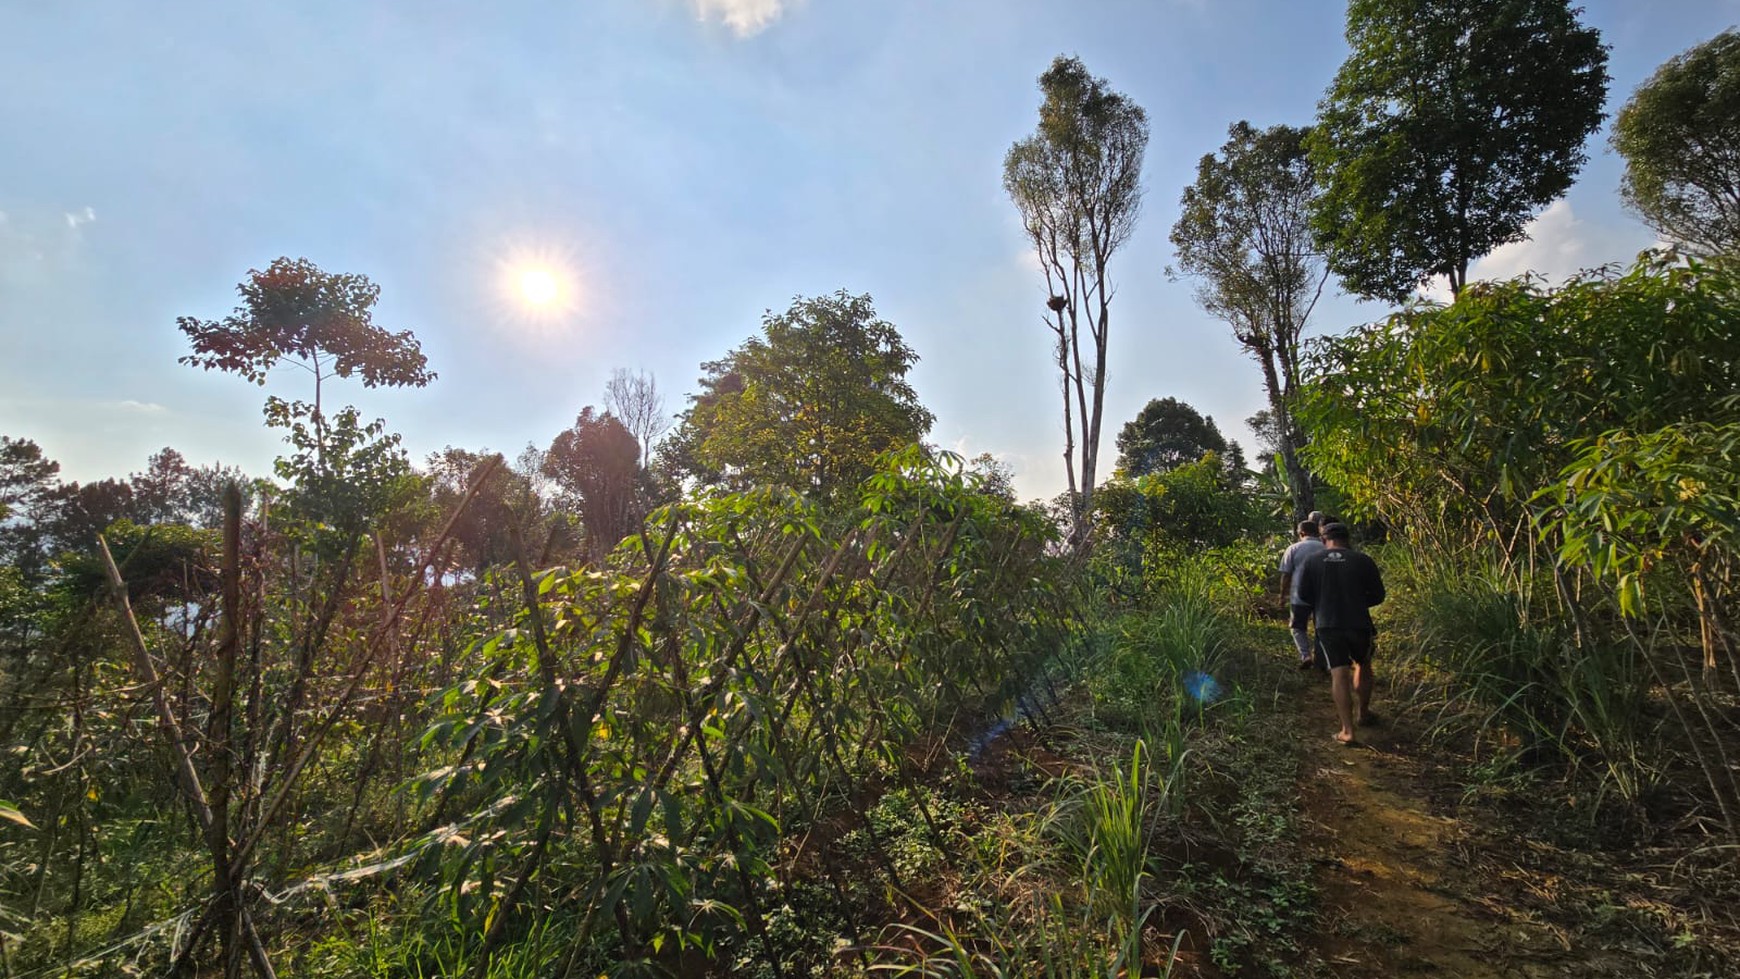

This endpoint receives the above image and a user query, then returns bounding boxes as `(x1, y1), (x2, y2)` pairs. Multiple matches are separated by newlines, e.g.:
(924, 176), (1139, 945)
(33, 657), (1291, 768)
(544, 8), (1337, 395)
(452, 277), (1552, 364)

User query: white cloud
(114, 400), (167, 413)
(63, 206), (96, 230)
(1419, 200), (1661, 301)
(691, 0), (798, 37)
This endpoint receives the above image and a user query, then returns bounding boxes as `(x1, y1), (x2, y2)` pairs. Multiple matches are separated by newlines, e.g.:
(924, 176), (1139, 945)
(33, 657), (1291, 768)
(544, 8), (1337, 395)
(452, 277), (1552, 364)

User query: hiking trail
(1287, 671), (1592, 978)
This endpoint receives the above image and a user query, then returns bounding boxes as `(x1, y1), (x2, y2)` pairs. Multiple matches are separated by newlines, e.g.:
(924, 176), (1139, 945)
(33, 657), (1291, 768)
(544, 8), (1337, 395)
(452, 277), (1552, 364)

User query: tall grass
(1063, 741), (1155, 928)
(1383, 548), (1661, 808)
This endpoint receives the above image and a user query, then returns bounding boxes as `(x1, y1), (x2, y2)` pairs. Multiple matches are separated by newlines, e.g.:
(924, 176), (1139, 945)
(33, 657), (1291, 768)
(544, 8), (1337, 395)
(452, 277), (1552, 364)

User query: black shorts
(1289, 604), (1313, 630)
(1317, 627), (1374, 669)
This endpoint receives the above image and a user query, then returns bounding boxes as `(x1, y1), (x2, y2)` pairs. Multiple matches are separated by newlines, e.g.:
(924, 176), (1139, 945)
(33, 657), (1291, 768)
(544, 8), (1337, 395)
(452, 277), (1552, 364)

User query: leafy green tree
(424, 447), (546, 577)
(966, 452), (1018, 503)
(123, 447), (253, 529)
(1298, 254), (1740, 552)
(544, 407), (645, 562)
(666, 291), (933, 495)
(1300, 255), (1740, 824)
(1115, 397), (1244, 478)
(39, 478), (136, 553)
(178, 257), (434, 416)
(1614, 30), (1740, 256)
(0, 437), (61, 574)
(1004, 55), (1149, 541)
(1096, 452), (1263, 562)
(1172, 121), (1323, 517)
(1308, 0), (1608, 301)
(178, 257), (432, 534)
(1246, 409), (1282, 461)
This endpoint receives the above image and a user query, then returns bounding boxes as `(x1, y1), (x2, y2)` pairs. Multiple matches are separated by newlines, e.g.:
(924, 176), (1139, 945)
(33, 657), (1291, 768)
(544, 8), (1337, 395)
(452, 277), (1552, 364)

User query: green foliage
(1091, 595), (1236, 732)
(666, 291), (934, 495)
(1383, 552), (1657, 806)
(0, 437), (63, 574)
(410, 448), (1073, 973)
(268, 399), (420, 542)
(1057, 742), (1155, 929)
(1614, 29), (1740, 256)
(179, 258), (433, 544)
(543, 406), (647, 561)
(177, 257), (433, 390)
(1298, 254), (1740, 543)
(1004, 56), (1149, 258)
(1309, 0), (1609, 300)
(1113, 397), (1244, 477)
(1540, 418), (1740, 616)
(58, 518), (217, 606)
(1296, 253), (1740, 828)
(1172, 122), (1321, 332)
(1171, 121), (1323, 518)
(1093, 454), (1264, 590)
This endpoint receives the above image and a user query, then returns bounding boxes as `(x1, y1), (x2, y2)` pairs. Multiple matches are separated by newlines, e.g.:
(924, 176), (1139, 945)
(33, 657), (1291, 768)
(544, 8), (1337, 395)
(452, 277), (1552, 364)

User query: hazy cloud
(114, 400), (168, 413)
(1419, 200), (1660, 301)
(64, 206), (96, 230)
(691, 0), (797, 36)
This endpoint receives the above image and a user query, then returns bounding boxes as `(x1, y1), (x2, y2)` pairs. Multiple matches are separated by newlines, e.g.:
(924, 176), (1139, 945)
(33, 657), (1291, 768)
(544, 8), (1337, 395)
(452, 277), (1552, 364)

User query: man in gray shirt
(1278, 520), (1326, 670)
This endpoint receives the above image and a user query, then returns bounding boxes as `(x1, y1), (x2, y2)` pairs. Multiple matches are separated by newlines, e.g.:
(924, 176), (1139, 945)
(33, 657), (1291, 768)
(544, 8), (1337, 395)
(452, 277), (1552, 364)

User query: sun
(491, 242), (585, 330)
(516, 266), (562, 309)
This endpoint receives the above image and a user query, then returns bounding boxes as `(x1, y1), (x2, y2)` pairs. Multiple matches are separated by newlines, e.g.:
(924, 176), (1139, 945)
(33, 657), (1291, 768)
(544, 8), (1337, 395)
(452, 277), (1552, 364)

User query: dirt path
(1290, 672), (1581, 978)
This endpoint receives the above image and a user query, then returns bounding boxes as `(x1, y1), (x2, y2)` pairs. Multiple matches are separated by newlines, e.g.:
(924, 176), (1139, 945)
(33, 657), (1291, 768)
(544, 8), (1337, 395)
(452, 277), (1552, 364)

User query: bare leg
(1291, 627), (1313, 663)
(1330, 665), (1356, 743)
(1354, 661), (1373, 723)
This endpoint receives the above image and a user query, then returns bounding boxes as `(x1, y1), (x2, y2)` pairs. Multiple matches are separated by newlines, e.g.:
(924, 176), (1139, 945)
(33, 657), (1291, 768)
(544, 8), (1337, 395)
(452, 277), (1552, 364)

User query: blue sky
(3, 0), (1736, 500)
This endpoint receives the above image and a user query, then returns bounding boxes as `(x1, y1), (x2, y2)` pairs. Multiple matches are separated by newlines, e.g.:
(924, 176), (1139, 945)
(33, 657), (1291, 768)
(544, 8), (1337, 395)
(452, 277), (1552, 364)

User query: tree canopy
(178, 257), (433, 394)
(665, 291), (933, 495)
(1308, 0), (1609, 302)
(1115, 397), (1244, 478)
(544, 407), (645, 562)
(1614, 29), (1740, 257)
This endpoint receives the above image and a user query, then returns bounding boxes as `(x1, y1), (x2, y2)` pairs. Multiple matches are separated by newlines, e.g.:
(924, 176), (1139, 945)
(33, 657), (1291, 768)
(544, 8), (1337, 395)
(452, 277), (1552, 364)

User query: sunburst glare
(496, 247), (580, 322)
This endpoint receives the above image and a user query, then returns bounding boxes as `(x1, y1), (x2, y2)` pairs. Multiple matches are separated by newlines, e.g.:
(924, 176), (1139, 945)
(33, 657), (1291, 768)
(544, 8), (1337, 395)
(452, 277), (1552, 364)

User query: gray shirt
(1279, 537), (1325, 604)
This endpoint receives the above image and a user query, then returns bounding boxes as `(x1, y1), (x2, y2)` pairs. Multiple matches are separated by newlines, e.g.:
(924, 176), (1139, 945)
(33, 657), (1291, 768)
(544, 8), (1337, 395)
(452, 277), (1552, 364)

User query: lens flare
(495, 247), (580, 324)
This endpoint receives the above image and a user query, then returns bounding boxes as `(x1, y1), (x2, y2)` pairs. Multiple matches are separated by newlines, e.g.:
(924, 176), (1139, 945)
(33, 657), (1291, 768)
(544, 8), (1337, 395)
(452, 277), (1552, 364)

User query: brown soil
(1292, 675), (1604, 978)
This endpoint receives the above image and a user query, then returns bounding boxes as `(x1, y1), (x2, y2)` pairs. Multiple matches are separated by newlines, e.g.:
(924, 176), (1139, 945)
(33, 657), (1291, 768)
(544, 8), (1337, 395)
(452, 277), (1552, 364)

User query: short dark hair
(1321, 522), (1351, 542)
(1297, 520), (1319, 537)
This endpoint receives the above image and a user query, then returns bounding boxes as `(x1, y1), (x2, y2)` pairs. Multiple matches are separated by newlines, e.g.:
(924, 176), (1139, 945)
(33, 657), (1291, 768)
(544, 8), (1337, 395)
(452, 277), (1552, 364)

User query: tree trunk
(1255, 344), (1314, 520)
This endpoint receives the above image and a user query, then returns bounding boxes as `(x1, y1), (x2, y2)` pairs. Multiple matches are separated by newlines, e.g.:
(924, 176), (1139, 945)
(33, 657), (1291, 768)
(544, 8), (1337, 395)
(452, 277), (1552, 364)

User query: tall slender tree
(178, 257), (433, 535)
(1171, 122), (1324, 519)
(1004, 55), (1148, 544)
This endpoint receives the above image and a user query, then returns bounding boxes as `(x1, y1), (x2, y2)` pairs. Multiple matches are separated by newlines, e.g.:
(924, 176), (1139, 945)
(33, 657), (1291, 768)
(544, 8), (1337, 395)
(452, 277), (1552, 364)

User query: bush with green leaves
(408, 447), (1077, 975)
(1299, 253), (1740, 832)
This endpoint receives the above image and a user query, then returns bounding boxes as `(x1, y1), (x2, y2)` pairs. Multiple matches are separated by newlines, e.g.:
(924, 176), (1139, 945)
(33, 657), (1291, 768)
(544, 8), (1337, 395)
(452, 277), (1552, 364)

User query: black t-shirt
(1298, 547), (1385, 632)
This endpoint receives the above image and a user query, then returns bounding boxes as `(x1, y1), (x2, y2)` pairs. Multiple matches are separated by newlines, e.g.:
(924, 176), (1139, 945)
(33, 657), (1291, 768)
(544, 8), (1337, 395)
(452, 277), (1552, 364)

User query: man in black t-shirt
(1297, 523), (1386, 744)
